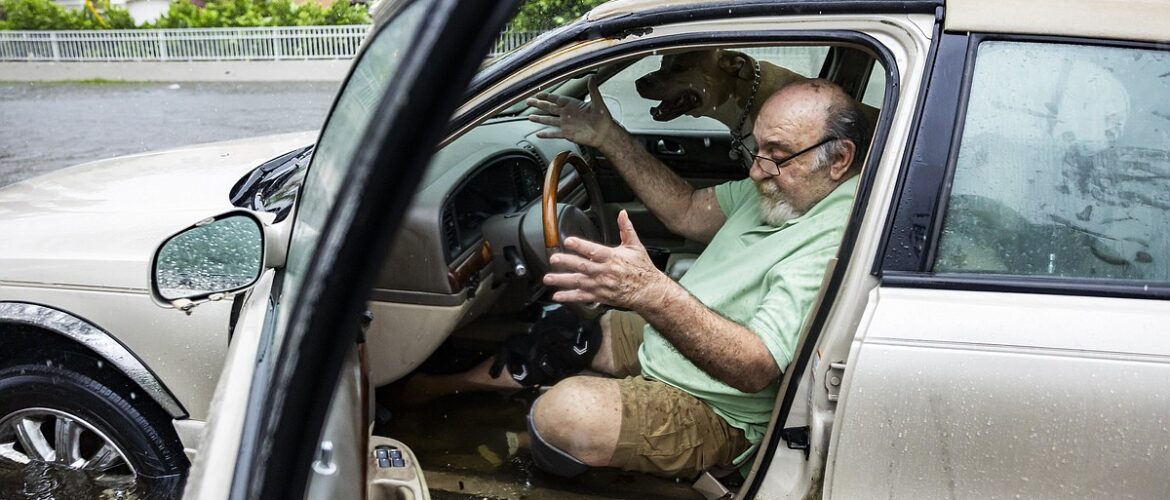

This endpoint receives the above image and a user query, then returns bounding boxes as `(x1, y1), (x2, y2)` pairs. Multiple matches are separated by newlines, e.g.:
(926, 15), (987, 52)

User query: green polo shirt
(637, 175), (858, 454)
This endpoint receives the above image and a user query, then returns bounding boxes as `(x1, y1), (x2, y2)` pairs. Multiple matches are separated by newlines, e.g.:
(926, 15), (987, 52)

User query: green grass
(0, 78), (136, 85)
(64, 78), (129, 84)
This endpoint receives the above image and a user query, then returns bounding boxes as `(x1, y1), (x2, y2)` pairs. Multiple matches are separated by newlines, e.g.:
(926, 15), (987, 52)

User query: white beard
(756, 180), (803, 226)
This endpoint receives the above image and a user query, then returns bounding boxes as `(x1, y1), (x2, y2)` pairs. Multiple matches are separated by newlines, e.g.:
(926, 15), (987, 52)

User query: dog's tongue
(650, 93), (699, 121)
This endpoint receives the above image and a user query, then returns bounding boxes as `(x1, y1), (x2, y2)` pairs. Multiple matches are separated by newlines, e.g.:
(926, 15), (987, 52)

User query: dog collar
(729, 59), (762, 161)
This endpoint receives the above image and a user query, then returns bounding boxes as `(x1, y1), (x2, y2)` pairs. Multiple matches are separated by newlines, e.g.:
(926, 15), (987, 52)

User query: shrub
(146, 0), (369, 28)
(0, 0), (133, 29)
(0, 0), (369, 29)
(510, 0), (608, 31)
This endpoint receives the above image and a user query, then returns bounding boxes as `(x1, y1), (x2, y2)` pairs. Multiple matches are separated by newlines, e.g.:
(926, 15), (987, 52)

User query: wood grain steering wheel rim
(541, 150), (608, 319)
(542, 151), (595, 251)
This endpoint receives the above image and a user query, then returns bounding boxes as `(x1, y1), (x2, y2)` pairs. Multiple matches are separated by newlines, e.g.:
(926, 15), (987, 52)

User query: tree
(144, 0), (369, 28)
(510, 0), (608, 31)
(0, 0), (134, 30)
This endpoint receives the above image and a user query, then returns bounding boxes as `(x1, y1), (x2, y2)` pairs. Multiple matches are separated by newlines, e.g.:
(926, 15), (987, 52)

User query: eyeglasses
(741, 137), (839, 176)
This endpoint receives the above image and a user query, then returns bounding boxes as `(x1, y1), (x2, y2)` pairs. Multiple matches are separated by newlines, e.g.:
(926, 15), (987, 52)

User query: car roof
(588, 0), (1169, 43)
(947, 0), (1170, 44)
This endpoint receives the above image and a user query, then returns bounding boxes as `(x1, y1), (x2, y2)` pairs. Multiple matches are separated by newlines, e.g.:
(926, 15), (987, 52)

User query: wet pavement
(0, 81), (338, 187)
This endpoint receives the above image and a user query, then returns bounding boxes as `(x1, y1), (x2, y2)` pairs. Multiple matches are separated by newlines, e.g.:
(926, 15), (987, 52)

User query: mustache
(755, 179), (802, 226)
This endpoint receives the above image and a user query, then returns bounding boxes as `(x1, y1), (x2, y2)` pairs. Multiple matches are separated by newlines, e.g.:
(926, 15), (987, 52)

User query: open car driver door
(178, 1), (520, 499)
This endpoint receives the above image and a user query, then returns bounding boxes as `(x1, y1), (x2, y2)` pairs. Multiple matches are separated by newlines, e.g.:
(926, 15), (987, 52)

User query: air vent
(441, 207), (460, 259)
(517, 140), (544, 165)
(511, 161), (525, 196)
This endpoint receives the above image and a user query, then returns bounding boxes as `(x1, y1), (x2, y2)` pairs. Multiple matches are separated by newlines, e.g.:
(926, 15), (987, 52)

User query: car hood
(0, 131), (317, 292)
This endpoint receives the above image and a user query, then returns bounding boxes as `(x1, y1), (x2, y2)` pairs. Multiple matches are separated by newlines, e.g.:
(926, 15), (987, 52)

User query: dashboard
(371, 116), (581, 303)
(443, 154), (543, 261)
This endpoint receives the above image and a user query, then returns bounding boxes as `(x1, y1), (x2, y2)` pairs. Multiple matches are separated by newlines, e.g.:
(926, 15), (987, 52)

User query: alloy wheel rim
(0, 407), (137, 484)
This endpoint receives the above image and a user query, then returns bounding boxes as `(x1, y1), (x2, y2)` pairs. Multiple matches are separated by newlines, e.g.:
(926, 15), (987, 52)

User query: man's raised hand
(526, 78), (621, 148)
(543, 210), (676, 311)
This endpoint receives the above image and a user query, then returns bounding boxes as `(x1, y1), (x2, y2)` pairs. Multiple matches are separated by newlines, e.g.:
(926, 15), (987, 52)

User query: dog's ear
(717, 50), (754, 80)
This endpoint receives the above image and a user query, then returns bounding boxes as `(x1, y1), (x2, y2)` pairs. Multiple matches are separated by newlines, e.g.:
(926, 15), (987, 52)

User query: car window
(861, 63), (885, 108)
(281, 3), (425, 308)
(935, 41), (1170, 281)
(599, 46), (830, 132)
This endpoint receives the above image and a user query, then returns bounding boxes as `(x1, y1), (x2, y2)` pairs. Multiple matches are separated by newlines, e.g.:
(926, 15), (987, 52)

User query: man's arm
(527, 80), (725, 243)
(544, 211), (780, 393)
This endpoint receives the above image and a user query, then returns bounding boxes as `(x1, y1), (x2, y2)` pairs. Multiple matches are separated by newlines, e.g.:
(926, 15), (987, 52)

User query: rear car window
(935, 40), (1170, 282)
(599, 46), (830, 132)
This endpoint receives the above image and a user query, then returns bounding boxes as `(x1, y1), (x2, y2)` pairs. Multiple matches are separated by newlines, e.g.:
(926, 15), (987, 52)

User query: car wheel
(0, 361), (188, 487)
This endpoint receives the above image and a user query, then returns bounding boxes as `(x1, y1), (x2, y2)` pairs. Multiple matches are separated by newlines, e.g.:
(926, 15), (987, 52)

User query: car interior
(356, 41), (889, 500)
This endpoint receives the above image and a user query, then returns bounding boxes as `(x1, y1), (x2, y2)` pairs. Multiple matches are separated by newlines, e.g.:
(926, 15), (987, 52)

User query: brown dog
(635, 49), (878, 141)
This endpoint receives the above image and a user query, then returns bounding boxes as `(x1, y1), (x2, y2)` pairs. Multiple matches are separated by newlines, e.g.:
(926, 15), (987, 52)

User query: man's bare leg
(531, 375), (622, 466)
(398, 356), (523, 407)
(400, 312), (620, 406)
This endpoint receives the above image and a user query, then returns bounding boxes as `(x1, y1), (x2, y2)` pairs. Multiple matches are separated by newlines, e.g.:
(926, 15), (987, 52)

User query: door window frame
(879, 32), (1170, 301)
(227, 1), (521, 498)
(446, 21), (907, 499)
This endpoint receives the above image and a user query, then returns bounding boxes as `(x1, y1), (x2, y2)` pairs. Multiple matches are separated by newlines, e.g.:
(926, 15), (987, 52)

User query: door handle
(656, 139), (685, 156)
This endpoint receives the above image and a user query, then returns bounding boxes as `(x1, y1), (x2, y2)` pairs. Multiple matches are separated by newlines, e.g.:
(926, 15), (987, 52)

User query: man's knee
(530, 376), (621, 467)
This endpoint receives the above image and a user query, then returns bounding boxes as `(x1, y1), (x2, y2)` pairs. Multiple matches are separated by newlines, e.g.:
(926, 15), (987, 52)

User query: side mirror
(150, 211), (265, 311)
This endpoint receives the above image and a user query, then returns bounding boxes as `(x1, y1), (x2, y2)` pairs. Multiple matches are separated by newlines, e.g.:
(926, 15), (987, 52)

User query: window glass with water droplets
(936, 41), (1170, 281)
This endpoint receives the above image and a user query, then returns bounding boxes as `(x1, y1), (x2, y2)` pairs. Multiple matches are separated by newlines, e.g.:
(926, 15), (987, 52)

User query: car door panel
(184, 268), (275, 500)
(827, 32), (1170, 500)
(829, 287), (1170, 498)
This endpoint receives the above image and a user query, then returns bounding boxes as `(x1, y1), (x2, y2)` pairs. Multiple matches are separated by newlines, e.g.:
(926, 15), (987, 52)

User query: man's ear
(829, 140), (857, 181)
(717, 50), (753, 80)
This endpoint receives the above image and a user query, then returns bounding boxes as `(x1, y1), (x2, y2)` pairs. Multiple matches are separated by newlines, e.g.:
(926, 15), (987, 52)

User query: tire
(0, 359), (188, 493)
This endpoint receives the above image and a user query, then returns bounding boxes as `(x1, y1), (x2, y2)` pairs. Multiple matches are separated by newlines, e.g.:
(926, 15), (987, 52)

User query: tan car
(5, 0), (1170, 498)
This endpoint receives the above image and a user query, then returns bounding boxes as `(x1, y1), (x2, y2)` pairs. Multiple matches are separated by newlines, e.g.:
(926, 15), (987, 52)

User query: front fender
(0, 301), (187, 418)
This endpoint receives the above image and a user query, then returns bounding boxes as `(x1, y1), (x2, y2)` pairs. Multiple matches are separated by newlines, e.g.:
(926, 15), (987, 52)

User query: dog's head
(634, 49), (756, 121)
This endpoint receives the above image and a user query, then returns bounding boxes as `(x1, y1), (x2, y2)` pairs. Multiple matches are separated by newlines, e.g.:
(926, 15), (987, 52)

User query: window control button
(392, 458), (406, 468)
(377, 458), (391, 468)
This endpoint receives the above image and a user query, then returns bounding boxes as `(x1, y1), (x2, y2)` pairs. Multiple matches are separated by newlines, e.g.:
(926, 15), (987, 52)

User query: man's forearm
(638, 278), (780, 393)
(597, 128), (711, 241)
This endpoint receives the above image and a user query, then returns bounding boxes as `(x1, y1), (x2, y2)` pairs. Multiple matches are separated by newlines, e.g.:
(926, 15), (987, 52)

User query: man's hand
(543, 210), (676, 311)
(527, 78), (623, 148)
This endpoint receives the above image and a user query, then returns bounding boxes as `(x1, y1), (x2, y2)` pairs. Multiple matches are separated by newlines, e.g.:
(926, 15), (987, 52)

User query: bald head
(757, 79), (869, 175)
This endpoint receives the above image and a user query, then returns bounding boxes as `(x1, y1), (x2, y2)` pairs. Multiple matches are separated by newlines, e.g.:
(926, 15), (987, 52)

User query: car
(6, 0), (1170, 498)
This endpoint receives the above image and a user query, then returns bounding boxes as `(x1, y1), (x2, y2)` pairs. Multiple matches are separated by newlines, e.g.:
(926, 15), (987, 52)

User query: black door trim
(238, 1), (521, 498)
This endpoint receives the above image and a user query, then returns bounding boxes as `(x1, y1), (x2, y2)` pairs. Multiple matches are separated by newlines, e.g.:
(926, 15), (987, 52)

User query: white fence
(0, 26), (543, 62)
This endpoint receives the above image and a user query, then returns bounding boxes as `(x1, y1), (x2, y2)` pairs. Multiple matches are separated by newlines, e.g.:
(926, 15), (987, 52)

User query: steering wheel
(519, 151), (610, 319)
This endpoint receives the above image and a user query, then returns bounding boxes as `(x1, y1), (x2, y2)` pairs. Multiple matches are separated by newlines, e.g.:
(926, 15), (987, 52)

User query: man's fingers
(528, 114), (562, 127)
(549, 252), (601, 274)
(548, 93), (577, 107)
(534, 128), (566, 139)
(528, 97), (563, 114)
(616, 210), (642, 248)
(552, 290), (598, 304)
(563, 236), (610, 261)
(543, 272), (590, 290)
(587, 78), (608, 114)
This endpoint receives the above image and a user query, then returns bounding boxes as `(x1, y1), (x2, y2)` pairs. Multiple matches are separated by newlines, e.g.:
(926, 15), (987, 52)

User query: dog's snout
(635, 74), (658, 93)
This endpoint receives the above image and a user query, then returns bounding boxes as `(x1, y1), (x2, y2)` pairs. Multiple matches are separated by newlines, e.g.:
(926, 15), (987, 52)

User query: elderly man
(519, 77), (868, 479)
(406, 77), (867, 478)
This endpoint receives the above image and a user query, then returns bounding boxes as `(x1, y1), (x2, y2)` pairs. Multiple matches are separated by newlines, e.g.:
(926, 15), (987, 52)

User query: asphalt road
(0, 81), (339, 187)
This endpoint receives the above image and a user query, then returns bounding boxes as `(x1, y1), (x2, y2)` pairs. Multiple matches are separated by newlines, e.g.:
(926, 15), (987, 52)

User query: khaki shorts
(602, 310), (750, 478)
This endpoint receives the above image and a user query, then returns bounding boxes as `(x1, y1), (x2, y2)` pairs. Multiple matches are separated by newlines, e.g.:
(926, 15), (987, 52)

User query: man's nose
(747, 160), (770, 182)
